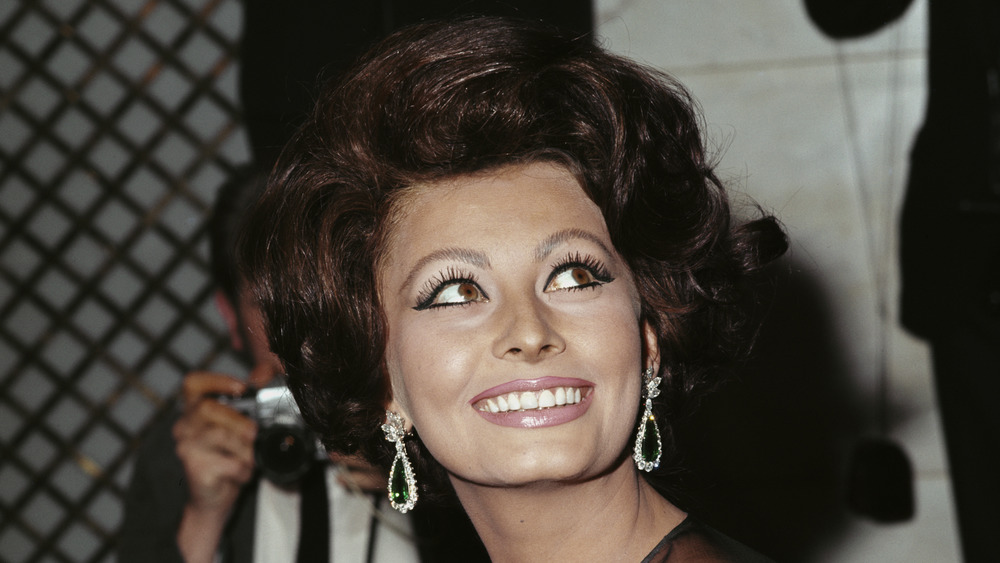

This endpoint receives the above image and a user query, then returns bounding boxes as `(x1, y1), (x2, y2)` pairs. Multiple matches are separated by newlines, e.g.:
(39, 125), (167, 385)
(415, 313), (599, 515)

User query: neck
(451, 459), (686, 563)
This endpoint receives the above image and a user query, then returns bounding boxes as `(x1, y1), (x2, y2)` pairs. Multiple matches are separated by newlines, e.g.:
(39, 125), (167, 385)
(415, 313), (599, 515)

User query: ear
(385, 395), (415, 433)
(214, 290), (244, 351)
(642, 319), (661, 375)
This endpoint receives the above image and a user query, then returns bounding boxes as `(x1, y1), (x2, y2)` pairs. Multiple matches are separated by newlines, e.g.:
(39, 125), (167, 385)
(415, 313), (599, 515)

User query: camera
(216, 380), (326, 485)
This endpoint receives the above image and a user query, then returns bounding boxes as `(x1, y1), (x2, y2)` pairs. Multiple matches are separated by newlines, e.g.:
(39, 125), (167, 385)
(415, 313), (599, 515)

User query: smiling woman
(237, 16), (786, 562)
(382, 163), (648, 495)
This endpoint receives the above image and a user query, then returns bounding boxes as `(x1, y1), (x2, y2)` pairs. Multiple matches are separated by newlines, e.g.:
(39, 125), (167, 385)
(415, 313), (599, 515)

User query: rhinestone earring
(633, 367), (662, 472)
(381, 411), (418, 513)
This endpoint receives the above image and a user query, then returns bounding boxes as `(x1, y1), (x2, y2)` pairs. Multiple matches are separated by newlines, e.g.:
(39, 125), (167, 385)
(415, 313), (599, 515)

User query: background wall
(0, 0), (959, 561)
(0, 1), (247, 561)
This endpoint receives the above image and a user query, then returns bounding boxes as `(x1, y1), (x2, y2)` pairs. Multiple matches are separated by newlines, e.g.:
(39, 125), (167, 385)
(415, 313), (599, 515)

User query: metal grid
(0, 1), (248, 561)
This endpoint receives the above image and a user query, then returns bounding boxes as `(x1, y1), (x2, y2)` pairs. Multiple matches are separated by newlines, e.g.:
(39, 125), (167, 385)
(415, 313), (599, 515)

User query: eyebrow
(399, 247), (491, 292)
(398, 228), (614, 293)
(535, 228), (614, 262)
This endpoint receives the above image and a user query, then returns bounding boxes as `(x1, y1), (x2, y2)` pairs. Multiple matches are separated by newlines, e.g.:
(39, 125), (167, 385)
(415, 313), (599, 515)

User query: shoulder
(642, 517), (774, 563)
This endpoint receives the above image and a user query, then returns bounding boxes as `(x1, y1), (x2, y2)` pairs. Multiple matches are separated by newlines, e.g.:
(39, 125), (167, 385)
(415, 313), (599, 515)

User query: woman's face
(381, 162), (656, 487)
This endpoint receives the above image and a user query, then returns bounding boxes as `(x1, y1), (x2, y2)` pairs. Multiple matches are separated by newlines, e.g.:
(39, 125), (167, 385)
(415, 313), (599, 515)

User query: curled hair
(238, 17), (787, 493)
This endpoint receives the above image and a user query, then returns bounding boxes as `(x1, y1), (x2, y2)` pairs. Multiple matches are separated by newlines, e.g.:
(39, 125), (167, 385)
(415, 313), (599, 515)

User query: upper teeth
(477, 387), (584, 413)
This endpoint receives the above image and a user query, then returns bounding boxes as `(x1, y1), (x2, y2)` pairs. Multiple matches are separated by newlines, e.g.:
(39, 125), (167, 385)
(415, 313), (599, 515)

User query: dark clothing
(804, 0), (1000, 337)
(930, 309), (1000, 562)
(805, 2), (1000, 561)
(118, 411), (257, 563)
(642, 518), (774, 563)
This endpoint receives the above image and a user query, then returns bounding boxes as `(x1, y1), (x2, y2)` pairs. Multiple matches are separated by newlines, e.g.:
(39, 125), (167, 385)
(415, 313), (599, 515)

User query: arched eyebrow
(534, 228), (614, 262)
(399, 247), (491, 292)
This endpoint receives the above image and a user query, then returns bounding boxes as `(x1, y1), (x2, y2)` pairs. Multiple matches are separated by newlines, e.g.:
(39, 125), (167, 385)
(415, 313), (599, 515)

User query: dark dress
(642, 518), (774, 563)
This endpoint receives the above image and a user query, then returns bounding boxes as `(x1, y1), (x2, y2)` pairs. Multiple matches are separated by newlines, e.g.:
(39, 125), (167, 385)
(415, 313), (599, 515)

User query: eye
(414, 270), (489, 310)
(548, 267), (597, 290)
(434, 281), (485, 305)
(545, 253), (614, 292)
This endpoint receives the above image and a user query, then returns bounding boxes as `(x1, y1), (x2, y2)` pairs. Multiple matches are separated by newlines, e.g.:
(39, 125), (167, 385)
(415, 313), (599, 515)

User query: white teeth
(507, 393), (521, 411)
(538, 389), (555, 408)
(519, 391), (538, 409)
(477, 387), (585, 413)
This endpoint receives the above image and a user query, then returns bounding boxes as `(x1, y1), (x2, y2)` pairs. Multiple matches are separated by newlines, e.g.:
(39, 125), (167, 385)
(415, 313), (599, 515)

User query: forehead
(383, 162), (607, 260)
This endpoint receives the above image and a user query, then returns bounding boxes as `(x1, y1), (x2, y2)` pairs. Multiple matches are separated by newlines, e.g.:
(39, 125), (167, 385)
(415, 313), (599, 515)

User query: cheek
(385, 316), (472, 422)
(385, 329), (418, 419)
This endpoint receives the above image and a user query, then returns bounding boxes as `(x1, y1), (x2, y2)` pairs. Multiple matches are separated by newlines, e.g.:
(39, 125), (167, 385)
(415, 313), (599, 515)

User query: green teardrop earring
(633, 367), (662, 472)
(381, 411), (418, 513)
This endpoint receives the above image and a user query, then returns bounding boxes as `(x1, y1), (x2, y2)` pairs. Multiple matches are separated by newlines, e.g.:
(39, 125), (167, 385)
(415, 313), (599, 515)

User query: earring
(633, 367), (662, 472)
(381, 411), (418, 513)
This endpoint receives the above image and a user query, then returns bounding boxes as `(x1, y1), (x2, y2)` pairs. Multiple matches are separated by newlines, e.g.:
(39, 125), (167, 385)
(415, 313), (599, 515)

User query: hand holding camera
(173, 368), (261, 563)
(173, 371), (258, 515)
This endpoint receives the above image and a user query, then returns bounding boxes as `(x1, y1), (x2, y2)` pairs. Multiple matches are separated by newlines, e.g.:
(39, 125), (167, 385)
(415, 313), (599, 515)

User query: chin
(451, 444), (626, 488)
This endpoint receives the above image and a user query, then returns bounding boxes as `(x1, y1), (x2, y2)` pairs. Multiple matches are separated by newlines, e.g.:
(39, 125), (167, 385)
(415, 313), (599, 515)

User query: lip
(470, 377), (594, 403)
(470, 377), (595, 429)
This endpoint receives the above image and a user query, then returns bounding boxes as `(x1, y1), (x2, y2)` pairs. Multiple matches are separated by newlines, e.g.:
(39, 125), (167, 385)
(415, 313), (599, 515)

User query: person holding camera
(118, 168), (485, 563)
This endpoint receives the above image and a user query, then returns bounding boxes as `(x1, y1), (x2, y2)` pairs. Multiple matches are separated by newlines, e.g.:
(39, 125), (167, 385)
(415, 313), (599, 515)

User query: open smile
(469, 377), (595, 428)
(473, 386), (588, 413)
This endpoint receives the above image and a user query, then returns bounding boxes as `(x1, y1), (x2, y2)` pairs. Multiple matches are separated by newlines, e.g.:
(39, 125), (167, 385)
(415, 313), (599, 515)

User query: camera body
(217, 381), (325, 485)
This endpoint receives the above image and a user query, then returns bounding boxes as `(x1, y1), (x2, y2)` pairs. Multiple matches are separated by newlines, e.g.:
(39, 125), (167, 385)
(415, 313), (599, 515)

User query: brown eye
(456, 283), (479, 300)
(433, 281), (486, 306)
(571, 268), (593, 285)
(547, 266), (597, 291)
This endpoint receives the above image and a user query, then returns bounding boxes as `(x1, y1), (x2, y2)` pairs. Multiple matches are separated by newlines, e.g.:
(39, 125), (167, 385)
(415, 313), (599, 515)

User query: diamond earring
(633, 367), (662, 472)
(381, 411), (418, 512)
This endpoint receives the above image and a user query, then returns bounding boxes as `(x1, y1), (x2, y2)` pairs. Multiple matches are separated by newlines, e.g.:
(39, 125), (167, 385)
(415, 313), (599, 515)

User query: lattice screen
(0, 1), (249, 561)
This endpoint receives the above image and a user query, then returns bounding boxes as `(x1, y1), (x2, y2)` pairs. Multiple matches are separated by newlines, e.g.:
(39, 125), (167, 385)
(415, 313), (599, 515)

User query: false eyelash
(413, 266), (481, 310)
(547, 251), (615, 289)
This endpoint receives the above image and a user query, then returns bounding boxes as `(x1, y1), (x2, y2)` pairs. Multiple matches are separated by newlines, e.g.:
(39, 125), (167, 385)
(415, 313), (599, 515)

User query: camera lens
(255, 424), (315, 485)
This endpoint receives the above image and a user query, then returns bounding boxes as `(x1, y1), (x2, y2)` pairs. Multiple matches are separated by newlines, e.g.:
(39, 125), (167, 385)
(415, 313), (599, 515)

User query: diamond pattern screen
(0, 1), (249, 561)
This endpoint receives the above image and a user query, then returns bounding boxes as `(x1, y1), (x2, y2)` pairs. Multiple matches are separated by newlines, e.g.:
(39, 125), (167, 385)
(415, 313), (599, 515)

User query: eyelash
(546, 252), (614, 291)
(412, 253), (613, 311)
(413, 267), (484, 310)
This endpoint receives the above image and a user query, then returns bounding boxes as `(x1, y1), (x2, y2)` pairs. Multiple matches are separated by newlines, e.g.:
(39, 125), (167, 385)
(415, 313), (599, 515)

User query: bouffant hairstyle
(237, 17), (786, 493)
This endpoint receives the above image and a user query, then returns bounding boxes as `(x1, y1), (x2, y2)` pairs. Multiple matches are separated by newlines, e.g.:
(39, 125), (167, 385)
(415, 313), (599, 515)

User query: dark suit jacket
(117, 409), (258, 563)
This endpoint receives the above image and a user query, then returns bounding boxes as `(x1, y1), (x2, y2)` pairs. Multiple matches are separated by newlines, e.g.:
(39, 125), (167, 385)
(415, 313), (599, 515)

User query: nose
(491, 294), (566, 361)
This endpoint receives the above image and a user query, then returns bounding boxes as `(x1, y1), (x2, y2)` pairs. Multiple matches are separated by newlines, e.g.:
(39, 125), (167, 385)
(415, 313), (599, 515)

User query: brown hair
(237, 16), (786, 491)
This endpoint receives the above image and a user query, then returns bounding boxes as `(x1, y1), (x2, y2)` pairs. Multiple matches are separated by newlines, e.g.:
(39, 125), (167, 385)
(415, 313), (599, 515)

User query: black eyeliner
(413, 267), (486, 310)
(546, 251), (615, 290)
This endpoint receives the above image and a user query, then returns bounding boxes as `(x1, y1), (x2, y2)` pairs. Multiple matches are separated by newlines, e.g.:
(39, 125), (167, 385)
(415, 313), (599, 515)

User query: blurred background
(0, 0), (956, 561)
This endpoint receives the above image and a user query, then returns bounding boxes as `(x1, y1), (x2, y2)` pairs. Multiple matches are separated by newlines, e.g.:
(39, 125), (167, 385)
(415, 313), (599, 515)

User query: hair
(237, 16), (787, 498)
(209, 165), (267, 302)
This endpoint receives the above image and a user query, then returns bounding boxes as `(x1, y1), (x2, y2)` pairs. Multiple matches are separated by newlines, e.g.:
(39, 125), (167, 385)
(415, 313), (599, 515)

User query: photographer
(118, 168), (476, 562)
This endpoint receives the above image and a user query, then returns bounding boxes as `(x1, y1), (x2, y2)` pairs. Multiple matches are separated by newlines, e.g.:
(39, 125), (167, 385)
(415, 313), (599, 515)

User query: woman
(239, 17), (786, 561)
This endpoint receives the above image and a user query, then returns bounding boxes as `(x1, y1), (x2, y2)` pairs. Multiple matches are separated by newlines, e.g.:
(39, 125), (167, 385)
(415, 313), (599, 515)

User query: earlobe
(214, 290), (244, 351)
(385, 397), (414, 432)
(641, 319), (661, 374)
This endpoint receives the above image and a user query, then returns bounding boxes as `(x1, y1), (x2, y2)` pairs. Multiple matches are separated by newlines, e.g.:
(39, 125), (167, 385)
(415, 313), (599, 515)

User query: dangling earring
(633, 367), (662, 472)
(381, 411), (418, 513)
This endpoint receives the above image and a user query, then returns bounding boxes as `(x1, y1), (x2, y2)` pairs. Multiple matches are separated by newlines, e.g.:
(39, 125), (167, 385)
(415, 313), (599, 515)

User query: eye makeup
(544, 252), (614, 292)
(413, 267), (489, 310)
